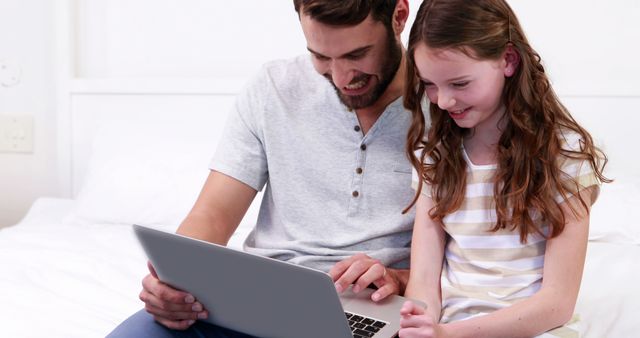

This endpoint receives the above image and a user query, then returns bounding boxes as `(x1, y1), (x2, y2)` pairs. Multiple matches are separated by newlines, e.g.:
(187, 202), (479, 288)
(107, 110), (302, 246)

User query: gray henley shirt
(211, 55), (416, 272)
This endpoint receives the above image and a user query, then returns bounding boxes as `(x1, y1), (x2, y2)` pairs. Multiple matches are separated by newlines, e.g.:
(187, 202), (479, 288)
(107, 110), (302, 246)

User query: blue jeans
(107, 309), (257, 338)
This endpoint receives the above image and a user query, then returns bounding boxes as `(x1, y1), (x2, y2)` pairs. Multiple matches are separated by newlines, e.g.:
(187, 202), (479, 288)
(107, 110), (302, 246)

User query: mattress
(0, 197), (251, 338)
(0, 197), (638, 337)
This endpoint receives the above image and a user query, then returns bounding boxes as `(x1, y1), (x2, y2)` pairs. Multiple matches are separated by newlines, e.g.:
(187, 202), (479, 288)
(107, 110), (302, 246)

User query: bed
(1, 90), (639, 337)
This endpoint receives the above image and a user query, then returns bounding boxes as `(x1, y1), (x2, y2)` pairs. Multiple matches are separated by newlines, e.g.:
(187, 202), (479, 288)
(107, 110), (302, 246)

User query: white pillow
(65, 122), (215, 232)
(588, 174), (640, 245)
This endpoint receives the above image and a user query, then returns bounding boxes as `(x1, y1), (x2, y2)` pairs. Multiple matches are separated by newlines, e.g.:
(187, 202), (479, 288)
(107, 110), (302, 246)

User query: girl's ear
(503, 44), (520, 77)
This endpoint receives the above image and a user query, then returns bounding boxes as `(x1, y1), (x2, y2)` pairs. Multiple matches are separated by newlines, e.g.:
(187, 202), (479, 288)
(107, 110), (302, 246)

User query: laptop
(133, 224), (422, 338)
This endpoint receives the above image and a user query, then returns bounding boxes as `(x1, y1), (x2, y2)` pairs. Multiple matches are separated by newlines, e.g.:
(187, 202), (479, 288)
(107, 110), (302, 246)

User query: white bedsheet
(0, 197), (251, 338)
(576, 241), (640, 337)
(0, 218), (145, 337)
(0, 198), (638, 337)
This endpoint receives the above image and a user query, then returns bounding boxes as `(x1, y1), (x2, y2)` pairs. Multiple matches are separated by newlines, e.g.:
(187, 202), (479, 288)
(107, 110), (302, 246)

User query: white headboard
(59, 79), (242, 197)
(58, 83), (636, 194)
(54, 0), (638, 197)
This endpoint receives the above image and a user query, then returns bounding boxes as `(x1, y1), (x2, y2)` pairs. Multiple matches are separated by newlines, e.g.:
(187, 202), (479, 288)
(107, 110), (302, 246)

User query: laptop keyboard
(345, 311), (387, 338)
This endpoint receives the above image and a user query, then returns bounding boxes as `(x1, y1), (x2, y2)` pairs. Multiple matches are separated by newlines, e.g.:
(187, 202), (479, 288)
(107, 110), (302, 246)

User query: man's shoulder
(261, 54), (311, 74)
(237, 55), (339, 118)
(258, 55), (327, 90)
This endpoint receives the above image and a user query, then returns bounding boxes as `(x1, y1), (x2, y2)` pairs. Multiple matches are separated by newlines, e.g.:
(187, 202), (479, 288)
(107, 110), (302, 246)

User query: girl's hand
(398, 301), (444, 338)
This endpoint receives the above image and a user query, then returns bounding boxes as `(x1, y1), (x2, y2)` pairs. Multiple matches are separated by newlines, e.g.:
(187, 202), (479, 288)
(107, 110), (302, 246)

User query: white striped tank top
(414, 132), (600, 337)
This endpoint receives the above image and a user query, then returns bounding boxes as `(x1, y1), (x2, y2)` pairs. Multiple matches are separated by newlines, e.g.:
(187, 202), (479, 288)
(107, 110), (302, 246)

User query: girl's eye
(452, 81), (469, 88)
(423, 85), (437, 96)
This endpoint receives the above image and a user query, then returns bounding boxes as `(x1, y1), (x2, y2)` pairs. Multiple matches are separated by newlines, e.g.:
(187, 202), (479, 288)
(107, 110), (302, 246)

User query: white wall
(511, 0), (640, 96)
(75, 0), (308, 79)
(0, 0), (638, 227)
(0, 0), (57, 227)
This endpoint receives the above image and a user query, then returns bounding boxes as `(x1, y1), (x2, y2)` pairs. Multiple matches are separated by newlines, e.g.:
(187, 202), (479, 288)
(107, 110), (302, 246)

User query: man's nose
(328, 60), (354, 90)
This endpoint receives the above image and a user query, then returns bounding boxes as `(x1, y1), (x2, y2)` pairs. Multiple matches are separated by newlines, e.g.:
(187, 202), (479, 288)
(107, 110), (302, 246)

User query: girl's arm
(404, 193), (447, 322)
(439, 186), (596, 338)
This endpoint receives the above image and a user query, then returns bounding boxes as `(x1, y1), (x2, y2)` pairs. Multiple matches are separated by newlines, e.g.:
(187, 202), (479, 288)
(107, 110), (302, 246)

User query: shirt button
(354, 125), (361, 132)
(360, 144), (367, 151)
(352, 191), (360, 198)
(355, 168), (363, 174)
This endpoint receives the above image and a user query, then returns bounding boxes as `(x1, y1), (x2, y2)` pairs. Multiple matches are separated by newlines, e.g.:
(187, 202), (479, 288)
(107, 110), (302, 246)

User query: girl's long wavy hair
(404, 0), (611, 242)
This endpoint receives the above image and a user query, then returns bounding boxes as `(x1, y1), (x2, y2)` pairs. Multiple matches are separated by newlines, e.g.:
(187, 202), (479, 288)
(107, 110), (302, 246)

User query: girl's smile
(448, 107), (472, 120)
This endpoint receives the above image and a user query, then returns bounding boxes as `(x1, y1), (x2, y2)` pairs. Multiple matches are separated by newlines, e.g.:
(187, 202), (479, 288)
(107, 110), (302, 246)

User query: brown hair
(404, 0), (611, 242)
(293, 0), (398, 29)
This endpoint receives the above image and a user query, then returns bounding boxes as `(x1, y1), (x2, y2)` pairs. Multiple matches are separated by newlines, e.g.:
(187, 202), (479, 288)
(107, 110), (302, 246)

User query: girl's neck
(463, 106), (507, 166)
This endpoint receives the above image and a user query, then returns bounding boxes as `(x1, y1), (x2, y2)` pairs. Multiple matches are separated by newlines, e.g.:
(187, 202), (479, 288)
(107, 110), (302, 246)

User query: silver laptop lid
(134, 224), (355, 338)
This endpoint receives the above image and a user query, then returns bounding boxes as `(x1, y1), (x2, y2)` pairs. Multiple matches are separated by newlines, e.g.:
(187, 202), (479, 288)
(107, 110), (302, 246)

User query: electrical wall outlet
(0, 61), (21, 88)
(0, 114), (34, 153)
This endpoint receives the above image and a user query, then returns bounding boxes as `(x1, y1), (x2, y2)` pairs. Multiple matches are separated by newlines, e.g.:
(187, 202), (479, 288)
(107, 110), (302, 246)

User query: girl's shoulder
(414, 148), (436, 166)
(557, 129), (585, 153)
(555, 129), (601, 193)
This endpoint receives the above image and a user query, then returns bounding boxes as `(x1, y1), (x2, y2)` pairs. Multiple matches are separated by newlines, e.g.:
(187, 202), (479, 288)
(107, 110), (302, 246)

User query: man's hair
(293, 0), (398, 28)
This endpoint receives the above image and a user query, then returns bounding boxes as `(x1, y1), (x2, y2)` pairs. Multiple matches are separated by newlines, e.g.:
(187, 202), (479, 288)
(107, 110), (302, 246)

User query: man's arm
(177, 170), (258, 244)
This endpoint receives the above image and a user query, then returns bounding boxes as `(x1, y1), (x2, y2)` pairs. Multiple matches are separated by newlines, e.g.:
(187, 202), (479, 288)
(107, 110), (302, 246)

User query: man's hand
(329, 253), (406, 302)
(138, 261), (208, 330)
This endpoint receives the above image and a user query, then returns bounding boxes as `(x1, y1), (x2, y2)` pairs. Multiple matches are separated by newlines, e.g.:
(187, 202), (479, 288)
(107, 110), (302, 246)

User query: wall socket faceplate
(0, 114), (34, 153)
(0, 61), (22, 88)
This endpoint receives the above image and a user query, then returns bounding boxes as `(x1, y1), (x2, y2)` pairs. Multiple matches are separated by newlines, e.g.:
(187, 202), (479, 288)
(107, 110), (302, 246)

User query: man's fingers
(328, 260), (348, 280)
(144, 303), (199, 321)
(147, 261), (158, 278)
(139, 288), (204, 313)
(333, 256), (381, 293)
(352, 262), (386, 293)
(369, 266), (401, 301)
(328, 253), (366, 281)
(154, 316), (196, 331)
(155, 284), (194, 305)
(139, 272), (208, 326)
(371, 282), (397, 302)
(142, 274), (196, 306)
(141, 293), (209, 323)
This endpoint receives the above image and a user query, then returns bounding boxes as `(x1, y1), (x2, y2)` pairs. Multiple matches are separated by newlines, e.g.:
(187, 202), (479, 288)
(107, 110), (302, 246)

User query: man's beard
(327, 30), (403, 110)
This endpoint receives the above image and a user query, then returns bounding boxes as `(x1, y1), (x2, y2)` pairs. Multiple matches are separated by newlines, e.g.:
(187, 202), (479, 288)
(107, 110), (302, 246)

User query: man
(109, 0), (414, 336)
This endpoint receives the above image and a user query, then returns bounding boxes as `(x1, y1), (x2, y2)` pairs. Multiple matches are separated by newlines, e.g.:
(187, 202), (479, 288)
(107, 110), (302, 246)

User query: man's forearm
(177, 211), (236, 246)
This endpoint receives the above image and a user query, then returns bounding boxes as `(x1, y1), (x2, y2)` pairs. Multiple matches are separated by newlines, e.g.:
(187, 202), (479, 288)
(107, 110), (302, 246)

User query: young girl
(399, 1), (610, 337)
